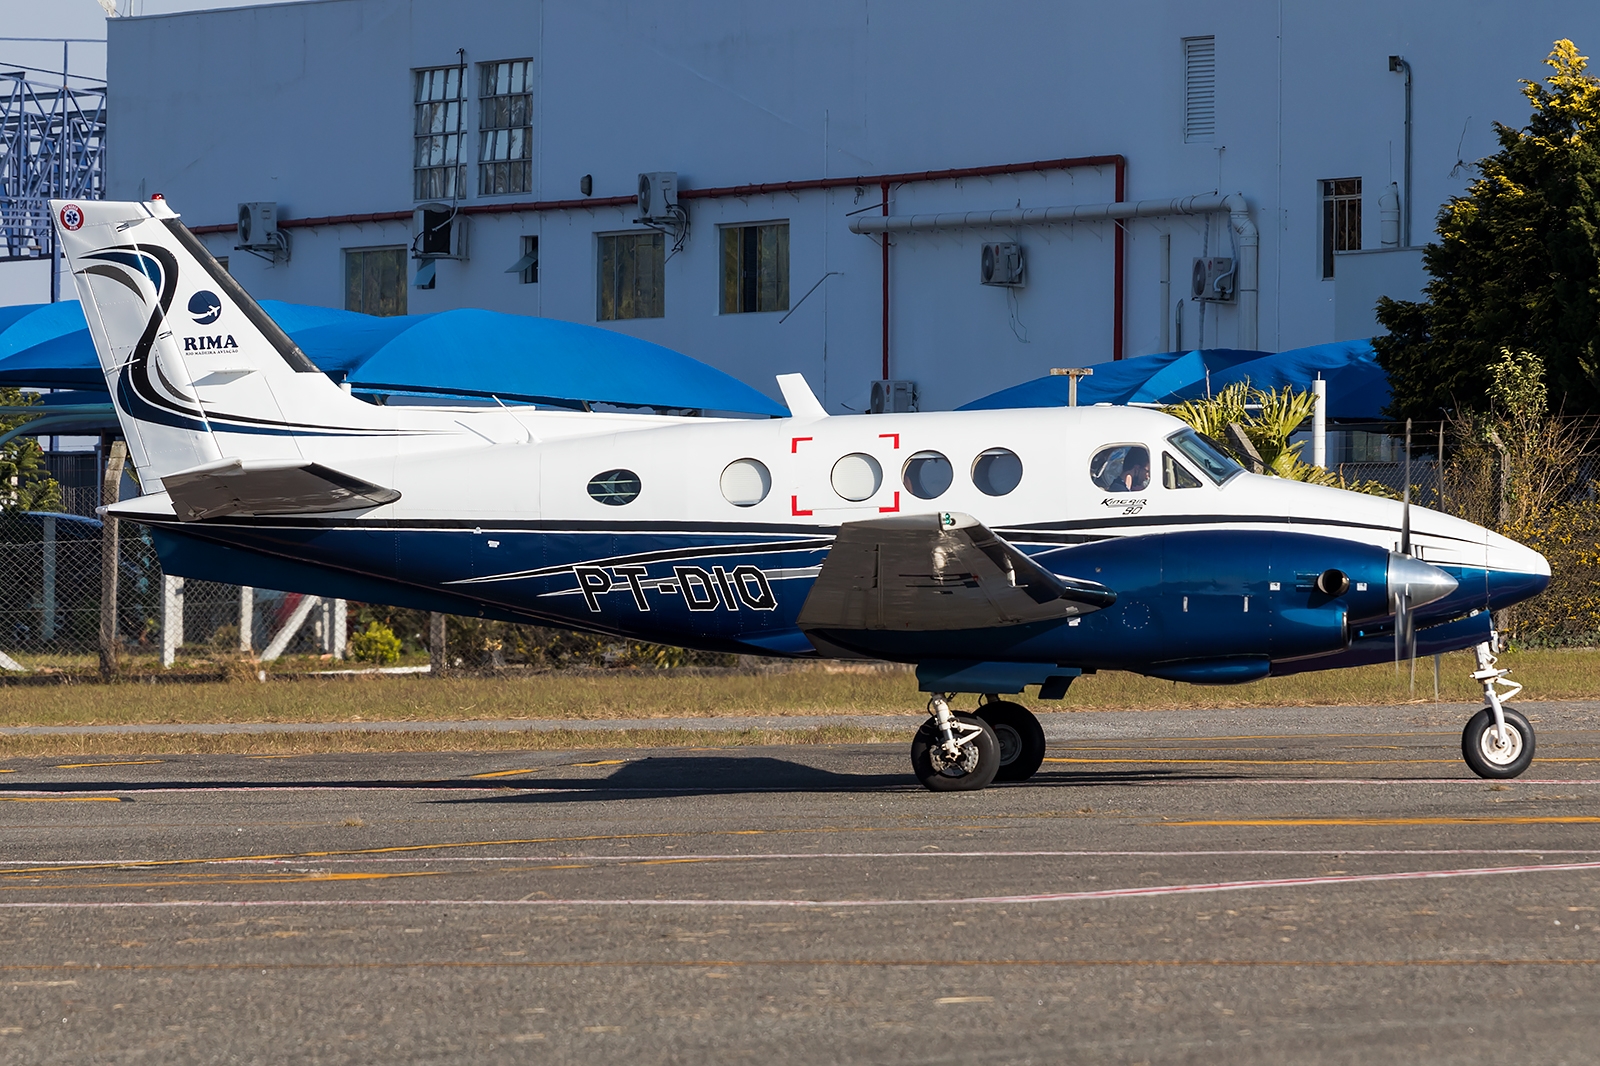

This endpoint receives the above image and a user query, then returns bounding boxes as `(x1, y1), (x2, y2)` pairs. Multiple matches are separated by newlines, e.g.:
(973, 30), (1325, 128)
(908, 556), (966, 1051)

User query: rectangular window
(515, 235), (538, 284)
(478, 59), (533, 196)
(1321, 177), (1363, 278)
(414, 64), (466, 201)
(720, 222), (789, 314)
(344, 248), (408, 317)
(1183, 36), (1216, 143)
(597, 232), (664, 320)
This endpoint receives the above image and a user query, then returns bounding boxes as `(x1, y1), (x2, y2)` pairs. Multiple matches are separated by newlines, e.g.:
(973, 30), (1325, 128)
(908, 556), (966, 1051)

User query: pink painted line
(6, 849), (1600, 867)
(2, 859), (1597, 909)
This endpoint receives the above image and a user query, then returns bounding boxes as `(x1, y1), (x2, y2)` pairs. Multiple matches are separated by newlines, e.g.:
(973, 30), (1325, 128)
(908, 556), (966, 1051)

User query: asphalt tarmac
(4, 704), (1600, 1065)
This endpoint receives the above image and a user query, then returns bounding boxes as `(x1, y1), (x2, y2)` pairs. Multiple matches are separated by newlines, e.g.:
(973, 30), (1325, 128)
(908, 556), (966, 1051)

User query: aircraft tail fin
(50, 197), (361, 487)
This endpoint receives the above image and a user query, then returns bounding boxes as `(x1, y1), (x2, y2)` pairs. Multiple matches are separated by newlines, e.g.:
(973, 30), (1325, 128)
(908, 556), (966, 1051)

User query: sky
(0, 0), (263, 84)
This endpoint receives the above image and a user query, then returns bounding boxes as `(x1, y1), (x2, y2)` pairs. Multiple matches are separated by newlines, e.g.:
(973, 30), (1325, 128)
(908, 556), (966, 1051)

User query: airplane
(52, 197), (1551, 792)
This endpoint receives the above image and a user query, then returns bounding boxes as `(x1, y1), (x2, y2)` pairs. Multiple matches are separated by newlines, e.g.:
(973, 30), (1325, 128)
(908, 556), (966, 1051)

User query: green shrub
(348, 621), (401, 665)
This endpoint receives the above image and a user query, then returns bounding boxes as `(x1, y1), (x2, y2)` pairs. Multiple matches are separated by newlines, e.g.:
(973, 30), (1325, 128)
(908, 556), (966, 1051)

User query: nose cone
(1388, 552), (1458, 610)
(1485, 530), (1551, 610)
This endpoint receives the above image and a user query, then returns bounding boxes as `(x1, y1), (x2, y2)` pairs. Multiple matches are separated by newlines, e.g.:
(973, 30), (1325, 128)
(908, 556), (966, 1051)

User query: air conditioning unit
(980, 242), (1025, 287)
(636, 172), (680, 224)
(870, 379), (919, 414)
(1191, 256), (1235, 302)
(236, 202), (289, 260)
(413, 203), (469, 260)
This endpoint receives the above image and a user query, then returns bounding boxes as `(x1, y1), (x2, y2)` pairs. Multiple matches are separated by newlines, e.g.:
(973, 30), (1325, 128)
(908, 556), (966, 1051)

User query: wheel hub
(929, 740), (980, 777)
(990, 723), (1022, 766)
(1479, 722), (1523, 766)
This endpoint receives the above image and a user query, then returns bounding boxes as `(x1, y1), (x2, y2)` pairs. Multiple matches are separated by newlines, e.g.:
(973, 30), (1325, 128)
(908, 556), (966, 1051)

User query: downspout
(1225, 192), (1259, 350)
(1389, 55), (1413, 247)
(1113, 158), (1126, 360)
(881, 181), (890, 381)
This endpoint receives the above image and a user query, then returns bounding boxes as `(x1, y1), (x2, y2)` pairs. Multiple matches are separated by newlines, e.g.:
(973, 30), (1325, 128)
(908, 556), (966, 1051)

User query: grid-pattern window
(1321, 178), (1362, 279)
(1183, 36), (1216, 143)
(414, 65), (466, 201)
(720, 222), (789, 314)
(344, 248), (408, 317)
(598, 232), (664, 320)
(479, 59), (533, 196)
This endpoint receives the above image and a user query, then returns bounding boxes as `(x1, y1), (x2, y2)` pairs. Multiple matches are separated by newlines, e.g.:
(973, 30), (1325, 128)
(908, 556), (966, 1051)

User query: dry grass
(0, 724), (902, 759)
(1, 648), (1596, 732)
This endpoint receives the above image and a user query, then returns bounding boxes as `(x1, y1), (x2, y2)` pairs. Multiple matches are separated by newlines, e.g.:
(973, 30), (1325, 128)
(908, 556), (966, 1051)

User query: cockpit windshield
(1167, 428), (1243, 485)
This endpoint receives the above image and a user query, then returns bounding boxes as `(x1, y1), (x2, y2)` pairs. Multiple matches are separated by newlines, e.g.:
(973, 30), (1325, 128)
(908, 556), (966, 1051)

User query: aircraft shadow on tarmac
(0, 761), (1226, 800)
(444, 757), (1216, 803)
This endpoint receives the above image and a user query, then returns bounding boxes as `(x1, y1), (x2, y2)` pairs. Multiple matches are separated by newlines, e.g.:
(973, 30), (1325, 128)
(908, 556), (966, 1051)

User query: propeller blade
(1400, 417), (1412, 557)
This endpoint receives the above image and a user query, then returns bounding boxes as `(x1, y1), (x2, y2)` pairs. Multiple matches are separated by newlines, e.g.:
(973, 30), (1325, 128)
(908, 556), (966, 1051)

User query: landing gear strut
(910, 695), (1000, 792)
(1461, 638), (1535, 779)
(975, 696), (1047, 782)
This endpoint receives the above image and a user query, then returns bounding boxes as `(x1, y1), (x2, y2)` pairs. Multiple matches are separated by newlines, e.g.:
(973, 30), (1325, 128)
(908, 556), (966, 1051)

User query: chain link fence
(0, 513), (345, 675)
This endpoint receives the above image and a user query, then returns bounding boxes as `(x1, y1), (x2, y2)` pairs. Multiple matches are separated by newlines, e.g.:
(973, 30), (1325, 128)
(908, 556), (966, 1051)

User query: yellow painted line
(467, 768), (540, 779)
(0, 824), (958, 877)
(0, 796), (122, 803)
(1044, 757), (1456, 766)
(570, 759), (627, 767)
(1164, 816), (1600, 827)
(0, 769), (14, 774)
(52, 760), (163, 769)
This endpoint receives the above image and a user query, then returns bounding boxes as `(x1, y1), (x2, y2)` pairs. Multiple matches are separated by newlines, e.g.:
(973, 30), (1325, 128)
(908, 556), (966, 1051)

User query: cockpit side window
(1167, 428), (1243, 485)
(1163, 451), (1203, 489)
(1090, 444), (1150, 492)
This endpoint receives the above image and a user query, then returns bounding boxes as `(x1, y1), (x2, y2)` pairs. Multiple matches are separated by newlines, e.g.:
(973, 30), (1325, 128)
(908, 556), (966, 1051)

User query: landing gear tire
(976, 700), (1046, 782)
(1461, 706), (1535, 780)
(911, 712), (1001, 792)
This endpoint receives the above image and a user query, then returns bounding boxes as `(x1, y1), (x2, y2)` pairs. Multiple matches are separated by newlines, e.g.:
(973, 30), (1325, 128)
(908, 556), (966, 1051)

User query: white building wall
(103, 0), (1600, 411)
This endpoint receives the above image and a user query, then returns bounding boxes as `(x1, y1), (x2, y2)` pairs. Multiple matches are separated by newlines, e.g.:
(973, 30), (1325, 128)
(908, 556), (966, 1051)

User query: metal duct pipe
(850, 191), (1259, 350)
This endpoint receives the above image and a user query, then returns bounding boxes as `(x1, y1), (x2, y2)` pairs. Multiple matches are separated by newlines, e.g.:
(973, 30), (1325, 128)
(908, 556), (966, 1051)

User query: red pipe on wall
(188, 153), (1128, 361)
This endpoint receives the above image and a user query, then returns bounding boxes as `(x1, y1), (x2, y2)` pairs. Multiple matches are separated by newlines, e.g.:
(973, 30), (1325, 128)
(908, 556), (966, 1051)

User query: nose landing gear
(1461, 639), (1535, 779)
(910, 695), (1000, 791)
(910, 695), (1047, 791)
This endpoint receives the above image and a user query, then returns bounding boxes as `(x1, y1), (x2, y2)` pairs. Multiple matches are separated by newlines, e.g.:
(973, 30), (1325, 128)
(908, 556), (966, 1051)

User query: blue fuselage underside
(149, 520), (1547, 678)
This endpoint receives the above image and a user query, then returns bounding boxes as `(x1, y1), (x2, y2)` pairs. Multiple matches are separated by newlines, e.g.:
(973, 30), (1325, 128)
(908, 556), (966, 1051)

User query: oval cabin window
(720, 458), (771, 506)
(831, 453), (883, 502)
(971, 448), (1023, 496)
(902, 450), (953, 500)
(587, 469), (642, 506)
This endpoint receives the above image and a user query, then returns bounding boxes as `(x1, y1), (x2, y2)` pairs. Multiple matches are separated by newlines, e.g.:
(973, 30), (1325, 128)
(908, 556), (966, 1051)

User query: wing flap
(797, 512), (1114, 633)
(158, 457), (400, 521)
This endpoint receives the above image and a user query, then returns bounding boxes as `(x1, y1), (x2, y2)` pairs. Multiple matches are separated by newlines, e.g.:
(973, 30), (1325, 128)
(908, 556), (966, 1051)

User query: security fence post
(98, 440), (126, 681)
(429, 612), (447, 676)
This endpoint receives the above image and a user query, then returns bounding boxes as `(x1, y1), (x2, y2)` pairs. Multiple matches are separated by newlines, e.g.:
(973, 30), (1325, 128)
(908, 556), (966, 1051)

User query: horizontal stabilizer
(798, 512), (1115, 633)
(158, 457), (400, 522)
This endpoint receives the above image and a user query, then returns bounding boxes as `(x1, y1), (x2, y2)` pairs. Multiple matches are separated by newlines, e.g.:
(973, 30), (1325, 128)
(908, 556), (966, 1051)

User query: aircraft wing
(156, 457), (401, 521)
(796, 512), (1115, 633)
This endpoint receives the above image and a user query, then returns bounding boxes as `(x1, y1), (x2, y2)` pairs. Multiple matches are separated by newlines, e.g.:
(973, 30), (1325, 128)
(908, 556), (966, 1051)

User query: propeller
(1396, 418), (1414, 682)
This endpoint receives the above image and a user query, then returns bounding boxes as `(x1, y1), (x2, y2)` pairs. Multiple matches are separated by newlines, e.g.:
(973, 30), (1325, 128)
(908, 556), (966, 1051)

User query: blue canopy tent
(959, 341), (1391, 420)
(0, 300), (789, 419)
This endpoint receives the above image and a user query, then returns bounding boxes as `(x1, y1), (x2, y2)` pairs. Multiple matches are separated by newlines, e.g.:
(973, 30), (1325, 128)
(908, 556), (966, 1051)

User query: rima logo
(184, 335), (239, 352)
(187, 290), (222, 325)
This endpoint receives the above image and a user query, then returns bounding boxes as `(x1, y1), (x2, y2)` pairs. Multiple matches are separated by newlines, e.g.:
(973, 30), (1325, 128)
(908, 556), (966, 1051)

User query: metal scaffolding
(0, 50), (105, 294)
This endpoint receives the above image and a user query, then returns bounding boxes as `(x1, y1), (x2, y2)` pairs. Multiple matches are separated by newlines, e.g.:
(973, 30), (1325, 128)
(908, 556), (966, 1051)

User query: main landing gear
(910, 694), (1047, 791)
(1461, 639), (1535, 779)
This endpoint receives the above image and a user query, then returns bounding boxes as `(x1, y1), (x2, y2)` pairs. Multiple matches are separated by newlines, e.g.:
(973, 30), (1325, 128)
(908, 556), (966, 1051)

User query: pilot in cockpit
(1090, 444), (1151, 492)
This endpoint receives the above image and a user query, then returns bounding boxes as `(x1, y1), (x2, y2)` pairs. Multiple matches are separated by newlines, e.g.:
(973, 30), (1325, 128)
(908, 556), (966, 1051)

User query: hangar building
(97, 0), (1600, 412)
